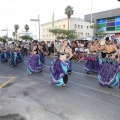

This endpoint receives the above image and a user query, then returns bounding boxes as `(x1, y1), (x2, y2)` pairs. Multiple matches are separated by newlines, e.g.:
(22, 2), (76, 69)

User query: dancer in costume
(84, 41), (99, 73)
(0, 46), (8, 62)
(50, 40), (73, 87)
(17, 45), (24, 63)
(98, 37), (120, 88)
(9, 45), (19, 67)
(27, 40), (43, 75)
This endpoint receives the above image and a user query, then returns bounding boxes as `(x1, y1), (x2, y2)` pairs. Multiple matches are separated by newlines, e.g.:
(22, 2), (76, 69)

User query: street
(0, 56), (120, 120)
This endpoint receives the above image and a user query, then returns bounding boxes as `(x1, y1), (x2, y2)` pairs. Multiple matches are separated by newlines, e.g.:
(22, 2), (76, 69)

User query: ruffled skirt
(9, 52), (19, 66)
(0, 52), (8, 62)
(39, 53), (45, 63)
(27, 54), (42, 74)
(17, 50), (24, 63)
(84, 54), (100, 73)
(98, 59), (120, 88)
(50, 58), (70, 86)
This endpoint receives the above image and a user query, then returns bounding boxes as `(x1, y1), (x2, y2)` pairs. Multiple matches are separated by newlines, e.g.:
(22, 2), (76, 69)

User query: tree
(14, 24), (19, 40)
(90, 24), (106, 38)
(0, 36), (7, 43)
(24, 24), (29, 34)
(65, 6), (74, 31)
(49, 28), (77, 40)
(12, 32), (15, 40)
(20, 35), (33, 41)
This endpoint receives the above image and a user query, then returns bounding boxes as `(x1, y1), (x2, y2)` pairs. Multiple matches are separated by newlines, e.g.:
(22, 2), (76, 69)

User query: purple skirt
(98, 60), (120, 88)
(27, 54), (42, 73)
(0, 52), (7, 62)
(50, 58), (70, 86)
(84, 54), (99, 73)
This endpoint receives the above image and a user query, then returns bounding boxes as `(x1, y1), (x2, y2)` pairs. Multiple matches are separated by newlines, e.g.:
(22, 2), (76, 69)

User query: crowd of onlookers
(0, 40), (92, 62)
(3, 39), (119, 63)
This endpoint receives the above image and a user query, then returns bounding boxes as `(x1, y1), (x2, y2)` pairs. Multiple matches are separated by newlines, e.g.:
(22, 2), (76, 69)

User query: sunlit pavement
(0, 56), (120, 120)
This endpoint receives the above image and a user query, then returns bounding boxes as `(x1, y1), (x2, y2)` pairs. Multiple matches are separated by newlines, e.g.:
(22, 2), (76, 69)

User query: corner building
(41, 17), (94, 42)
(85, 8), (120, 38)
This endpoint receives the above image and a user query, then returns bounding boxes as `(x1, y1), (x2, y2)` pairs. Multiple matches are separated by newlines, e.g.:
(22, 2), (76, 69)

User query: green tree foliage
(49, 28), (77, 40)
(65, 6), (74, 31)
(24, 24), (29, 33)
(90, 24), (106, 38)
(14, 24), (19, 40)
(0, 36), (7, 43)
(20, 35), (33, 41)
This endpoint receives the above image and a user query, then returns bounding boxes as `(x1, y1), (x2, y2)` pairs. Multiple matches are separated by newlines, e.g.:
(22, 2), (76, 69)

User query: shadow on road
(0, 114), (26, 120)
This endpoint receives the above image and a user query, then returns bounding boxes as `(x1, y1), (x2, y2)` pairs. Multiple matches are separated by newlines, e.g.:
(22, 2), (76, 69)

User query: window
(49, 34), (51, 38)
(81, 25), (83, 28)
(46, 28), (48, 32)
(46, 34), (48, 38)
(63, 25), (65, 28)
(87, 26), (88, 29)
(81, 32), (83, 36)
(78, 25), (80, 28)
(75, 24), (77, 28)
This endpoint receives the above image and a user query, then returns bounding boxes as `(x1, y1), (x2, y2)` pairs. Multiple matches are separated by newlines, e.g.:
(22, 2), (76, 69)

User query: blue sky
(0, 0), (120, 38)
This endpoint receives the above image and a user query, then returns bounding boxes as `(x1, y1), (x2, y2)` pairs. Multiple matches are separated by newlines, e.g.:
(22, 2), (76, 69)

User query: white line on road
(44, 64), (97, 78)
(1, 62), (120, 109)
(25, 60), (97, 78)
(42, 71), (120, 99)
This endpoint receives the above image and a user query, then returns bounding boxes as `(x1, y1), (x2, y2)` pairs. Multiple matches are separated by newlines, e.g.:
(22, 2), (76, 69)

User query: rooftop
(41, 17), (85, 26)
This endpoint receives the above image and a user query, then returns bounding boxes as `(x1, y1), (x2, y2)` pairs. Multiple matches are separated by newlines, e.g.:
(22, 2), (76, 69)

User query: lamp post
(91, 0), (93, 24)
(30, 14), (40, 41)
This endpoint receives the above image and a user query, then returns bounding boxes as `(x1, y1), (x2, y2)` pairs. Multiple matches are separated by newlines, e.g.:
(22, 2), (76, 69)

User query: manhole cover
(0, 114), (26, 120)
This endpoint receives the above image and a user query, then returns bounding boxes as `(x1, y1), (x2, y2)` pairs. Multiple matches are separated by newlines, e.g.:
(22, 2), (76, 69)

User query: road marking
(25, 60), (97, 78)
(0, 77), (16, 89)
(44, 64), (97, 78)
(42, 72), (120, 99)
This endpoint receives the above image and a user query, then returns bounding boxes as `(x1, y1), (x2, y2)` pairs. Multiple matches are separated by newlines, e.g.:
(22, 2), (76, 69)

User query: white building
(41, 17), (94, 42)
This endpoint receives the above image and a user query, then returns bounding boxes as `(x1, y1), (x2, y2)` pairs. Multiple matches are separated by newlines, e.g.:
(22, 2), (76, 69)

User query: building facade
(41, 17), (94, 42)
(84, 8), (120, 38)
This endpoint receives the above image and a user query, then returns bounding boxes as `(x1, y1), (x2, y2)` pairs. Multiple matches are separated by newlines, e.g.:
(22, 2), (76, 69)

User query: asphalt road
(0, 56), (120, 120)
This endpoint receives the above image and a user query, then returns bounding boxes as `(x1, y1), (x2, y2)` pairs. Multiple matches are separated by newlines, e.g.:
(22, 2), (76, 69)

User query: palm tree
(12, 32), (15, 40)
(14, 24), (19, 40)
(24, 24), (29, 34)
(65, 6), (74, 31)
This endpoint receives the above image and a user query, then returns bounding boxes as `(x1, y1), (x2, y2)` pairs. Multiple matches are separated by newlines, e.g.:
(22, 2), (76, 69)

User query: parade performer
(17, 46), (24, 63)
(0, 47), (8, 62)
(27, 40), (43, 75)
(98, 37), (120, 88)
(9, 47), (19, 67)
(84, 41), (99, 73)
(50, 40), (73, 87)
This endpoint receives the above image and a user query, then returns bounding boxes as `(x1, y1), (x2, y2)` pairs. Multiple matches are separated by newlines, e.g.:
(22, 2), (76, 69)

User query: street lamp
(91, 0), (93, 24)
(30, 14), (40, 41)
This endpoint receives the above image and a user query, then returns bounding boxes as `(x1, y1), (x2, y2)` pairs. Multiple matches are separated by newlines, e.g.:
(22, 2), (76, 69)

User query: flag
(52, 11), (54, 29)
